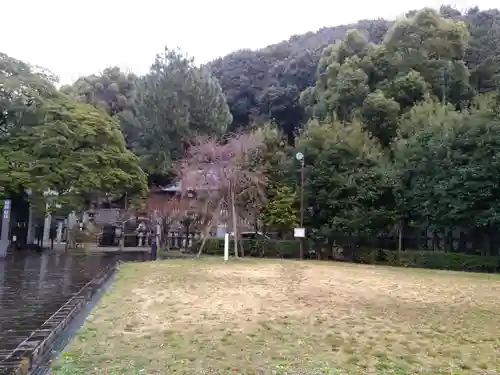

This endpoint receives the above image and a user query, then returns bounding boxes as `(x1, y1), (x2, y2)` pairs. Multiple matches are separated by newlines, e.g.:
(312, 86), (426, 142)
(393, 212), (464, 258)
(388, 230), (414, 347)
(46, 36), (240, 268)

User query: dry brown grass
(53, 258), (500, 375)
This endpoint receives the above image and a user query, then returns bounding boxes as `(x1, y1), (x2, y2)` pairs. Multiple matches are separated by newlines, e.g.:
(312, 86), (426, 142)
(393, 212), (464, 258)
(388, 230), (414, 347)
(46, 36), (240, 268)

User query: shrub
(197, 239), (224, 255)
(72, 229), (95, 244)
(393, 251), (500, 273)
(192, 238), (303, 258)
(350, 248), (500, 273)
(352, 247), (378, 264)
(191, 238), (500, 273)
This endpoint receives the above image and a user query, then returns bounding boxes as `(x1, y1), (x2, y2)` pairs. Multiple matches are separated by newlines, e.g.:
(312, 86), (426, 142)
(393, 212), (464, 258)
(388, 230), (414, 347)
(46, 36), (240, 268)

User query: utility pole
(295, 152), (305, 259)
(300, 158), (305, 259)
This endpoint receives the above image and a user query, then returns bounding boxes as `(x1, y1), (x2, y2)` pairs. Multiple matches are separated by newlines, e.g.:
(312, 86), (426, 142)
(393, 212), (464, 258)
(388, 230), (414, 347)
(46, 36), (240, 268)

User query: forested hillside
(208, 6), (500, 140)
(205, 5), (500, 255)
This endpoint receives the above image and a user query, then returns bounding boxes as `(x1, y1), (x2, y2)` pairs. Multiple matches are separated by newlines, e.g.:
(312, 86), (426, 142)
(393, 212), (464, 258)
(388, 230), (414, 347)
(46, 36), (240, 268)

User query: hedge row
(349, 247), (500, 273)
(197, 238), (303, 258)
(193, 238), (500, 273)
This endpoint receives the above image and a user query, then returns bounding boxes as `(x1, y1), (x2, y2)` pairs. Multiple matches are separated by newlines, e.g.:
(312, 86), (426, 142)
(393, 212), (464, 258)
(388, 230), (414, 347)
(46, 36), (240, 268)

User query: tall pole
(299, 159), (304, 259)
(295, 152), (305, 259)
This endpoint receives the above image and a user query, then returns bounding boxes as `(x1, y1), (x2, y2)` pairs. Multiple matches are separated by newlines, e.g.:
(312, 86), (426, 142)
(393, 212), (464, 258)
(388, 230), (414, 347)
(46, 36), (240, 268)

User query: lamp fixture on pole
(295, 152), (305, 259)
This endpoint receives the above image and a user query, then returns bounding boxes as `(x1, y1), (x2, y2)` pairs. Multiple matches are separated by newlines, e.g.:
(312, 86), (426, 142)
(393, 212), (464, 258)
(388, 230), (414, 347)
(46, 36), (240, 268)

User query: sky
(2, 0), (497, 85)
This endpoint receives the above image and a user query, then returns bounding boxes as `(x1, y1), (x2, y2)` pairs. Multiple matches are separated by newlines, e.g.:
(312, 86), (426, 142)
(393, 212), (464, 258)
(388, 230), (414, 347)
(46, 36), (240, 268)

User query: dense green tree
(380, 8), (472, 107)
(464, 8), (500, 93)
(1, 53), (58, 196)
(60, 67), (137, 117)
(271, 50), (318, 92)
(208, 19), (391, 137)
(295, 119), (391, 244)
(360, 90), (400, 147)
(258, 85), (303, 143)
(0, 53), (57, 136)
(392, 97), (500, 253)
(133, 48), (232, 175)
(334, 29), (370, 65)
(208, 50), (276, 129)
(382, 70), (429, 112)
(60, 67), (140, 146)
(262, 184), (298, 237)
(0, 94), (147, 210)
(302, 8), (473, 150)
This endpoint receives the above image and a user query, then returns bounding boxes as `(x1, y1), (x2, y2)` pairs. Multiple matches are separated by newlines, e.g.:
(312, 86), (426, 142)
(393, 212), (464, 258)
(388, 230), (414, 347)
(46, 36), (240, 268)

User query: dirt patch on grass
(53, 259), (500, 375)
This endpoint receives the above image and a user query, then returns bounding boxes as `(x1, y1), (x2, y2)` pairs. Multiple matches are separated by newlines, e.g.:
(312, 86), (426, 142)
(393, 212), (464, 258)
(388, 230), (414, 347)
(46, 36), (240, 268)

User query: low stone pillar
(26, 205), (34, 244)
(82, 211), (90, 225)
(42, 202), (52, 247)
(56, 221), (63, 244)
(0, 199), (12, 258)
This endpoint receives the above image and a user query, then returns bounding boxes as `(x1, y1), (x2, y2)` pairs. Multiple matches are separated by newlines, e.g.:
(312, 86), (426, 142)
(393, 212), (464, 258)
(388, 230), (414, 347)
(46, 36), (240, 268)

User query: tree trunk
(458, 231), (466, 253)
(445, 228), (453, 252)
(482, 228), (492, 256)
(119, 223), (124, 250)
(398, 218), (404, 255)
(196, 198), (223, 258)
(239, 234), (245, 258)
(65, 230), (70, 251)
(231, 186), (239, 258)
(163, 218), (170, 252)
(184, 224), (190, 252)
(197, 220), (212, 258)
(432, 230), (439, 251)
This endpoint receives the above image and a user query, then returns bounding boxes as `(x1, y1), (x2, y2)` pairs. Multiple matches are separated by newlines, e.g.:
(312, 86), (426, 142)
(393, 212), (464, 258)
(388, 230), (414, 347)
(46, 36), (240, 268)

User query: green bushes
(191, 238), (500, 273)
(349, 247), (500, 273)
(395, 251), (500, 273)
(193, 238), (303, 258)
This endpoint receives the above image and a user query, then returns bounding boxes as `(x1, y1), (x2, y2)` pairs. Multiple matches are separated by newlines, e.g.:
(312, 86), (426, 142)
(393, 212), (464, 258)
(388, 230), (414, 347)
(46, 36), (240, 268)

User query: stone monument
(0, 200), (11, 258)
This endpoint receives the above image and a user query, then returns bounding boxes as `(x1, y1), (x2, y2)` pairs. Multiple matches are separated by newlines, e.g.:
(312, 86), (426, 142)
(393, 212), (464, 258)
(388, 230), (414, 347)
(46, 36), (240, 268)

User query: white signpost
(294, 227), (305, 238)
(224, 232), (230, 262)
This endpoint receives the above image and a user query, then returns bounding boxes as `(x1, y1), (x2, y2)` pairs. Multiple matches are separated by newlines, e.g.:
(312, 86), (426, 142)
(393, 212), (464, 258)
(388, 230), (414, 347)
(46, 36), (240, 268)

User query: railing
(70, 228), (201, 250)
(165, 232), (200, 250)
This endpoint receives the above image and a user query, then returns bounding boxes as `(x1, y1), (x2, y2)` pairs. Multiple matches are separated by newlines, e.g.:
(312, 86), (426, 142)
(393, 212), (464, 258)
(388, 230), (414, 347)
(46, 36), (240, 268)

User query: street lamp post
(295, 152), (305, 259)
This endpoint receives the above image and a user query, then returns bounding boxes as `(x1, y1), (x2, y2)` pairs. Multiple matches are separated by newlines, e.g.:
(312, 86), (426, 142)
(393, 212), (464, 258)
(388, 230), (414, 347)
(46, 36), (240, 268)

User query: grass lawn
(52, 258), (500, 375)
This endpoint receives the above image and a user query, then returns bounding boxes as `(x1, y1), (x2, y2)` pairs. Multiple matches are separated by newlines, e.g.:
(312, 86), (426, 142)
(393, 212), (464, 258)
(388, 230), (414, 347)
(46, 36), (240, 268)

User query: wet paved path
(0, 251), (150, 373)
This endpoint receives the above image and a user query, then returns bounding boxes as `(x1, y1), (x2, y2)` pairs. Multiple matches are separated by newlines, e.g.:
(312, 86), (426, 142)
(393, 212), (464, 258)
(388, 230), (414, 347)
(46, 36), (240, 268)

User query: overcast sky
(2, 0), (496, 85)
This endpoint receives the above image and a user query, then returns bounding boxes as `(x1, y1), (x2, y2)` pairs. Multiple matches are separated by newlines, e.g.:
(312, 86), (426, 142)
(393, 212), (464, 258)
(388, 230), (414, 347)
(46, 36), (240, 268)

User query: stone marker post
(0, 199), (12, 258)
(56, 221), (63, 244)
(42, 203), (52, 248)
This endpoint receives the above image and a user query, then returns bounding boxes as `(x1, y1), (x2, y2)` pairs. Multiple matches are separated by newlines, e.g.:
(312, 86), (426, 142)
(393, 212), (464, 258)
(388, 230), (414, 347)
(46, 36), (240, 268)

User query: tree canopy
(0, 53), (146, 213)
(5, 5), (500, 256)
(132, 48), (232, 174)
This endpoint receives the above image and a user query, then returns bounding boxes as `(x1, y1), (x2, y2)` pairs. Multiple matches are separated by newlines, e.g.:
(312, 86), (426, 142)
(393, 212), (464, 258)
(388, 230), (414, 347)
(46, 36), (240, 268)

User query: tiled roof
(159, 167), (222, 193)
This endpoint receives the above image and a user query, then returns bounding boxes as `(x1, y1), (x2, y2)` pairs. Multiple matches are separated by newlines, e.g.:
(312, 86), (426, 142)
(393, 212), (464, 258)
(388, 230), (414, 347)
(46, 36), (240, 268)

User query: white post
(224, 232), (229, 262)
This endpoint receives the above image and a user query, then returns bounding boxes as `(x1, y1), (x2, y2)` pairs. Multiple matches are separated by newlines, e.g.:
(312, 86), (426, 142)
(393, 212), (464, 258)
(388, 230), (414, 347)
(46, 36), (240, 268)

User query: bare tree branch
(175, 132), (267, 257)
